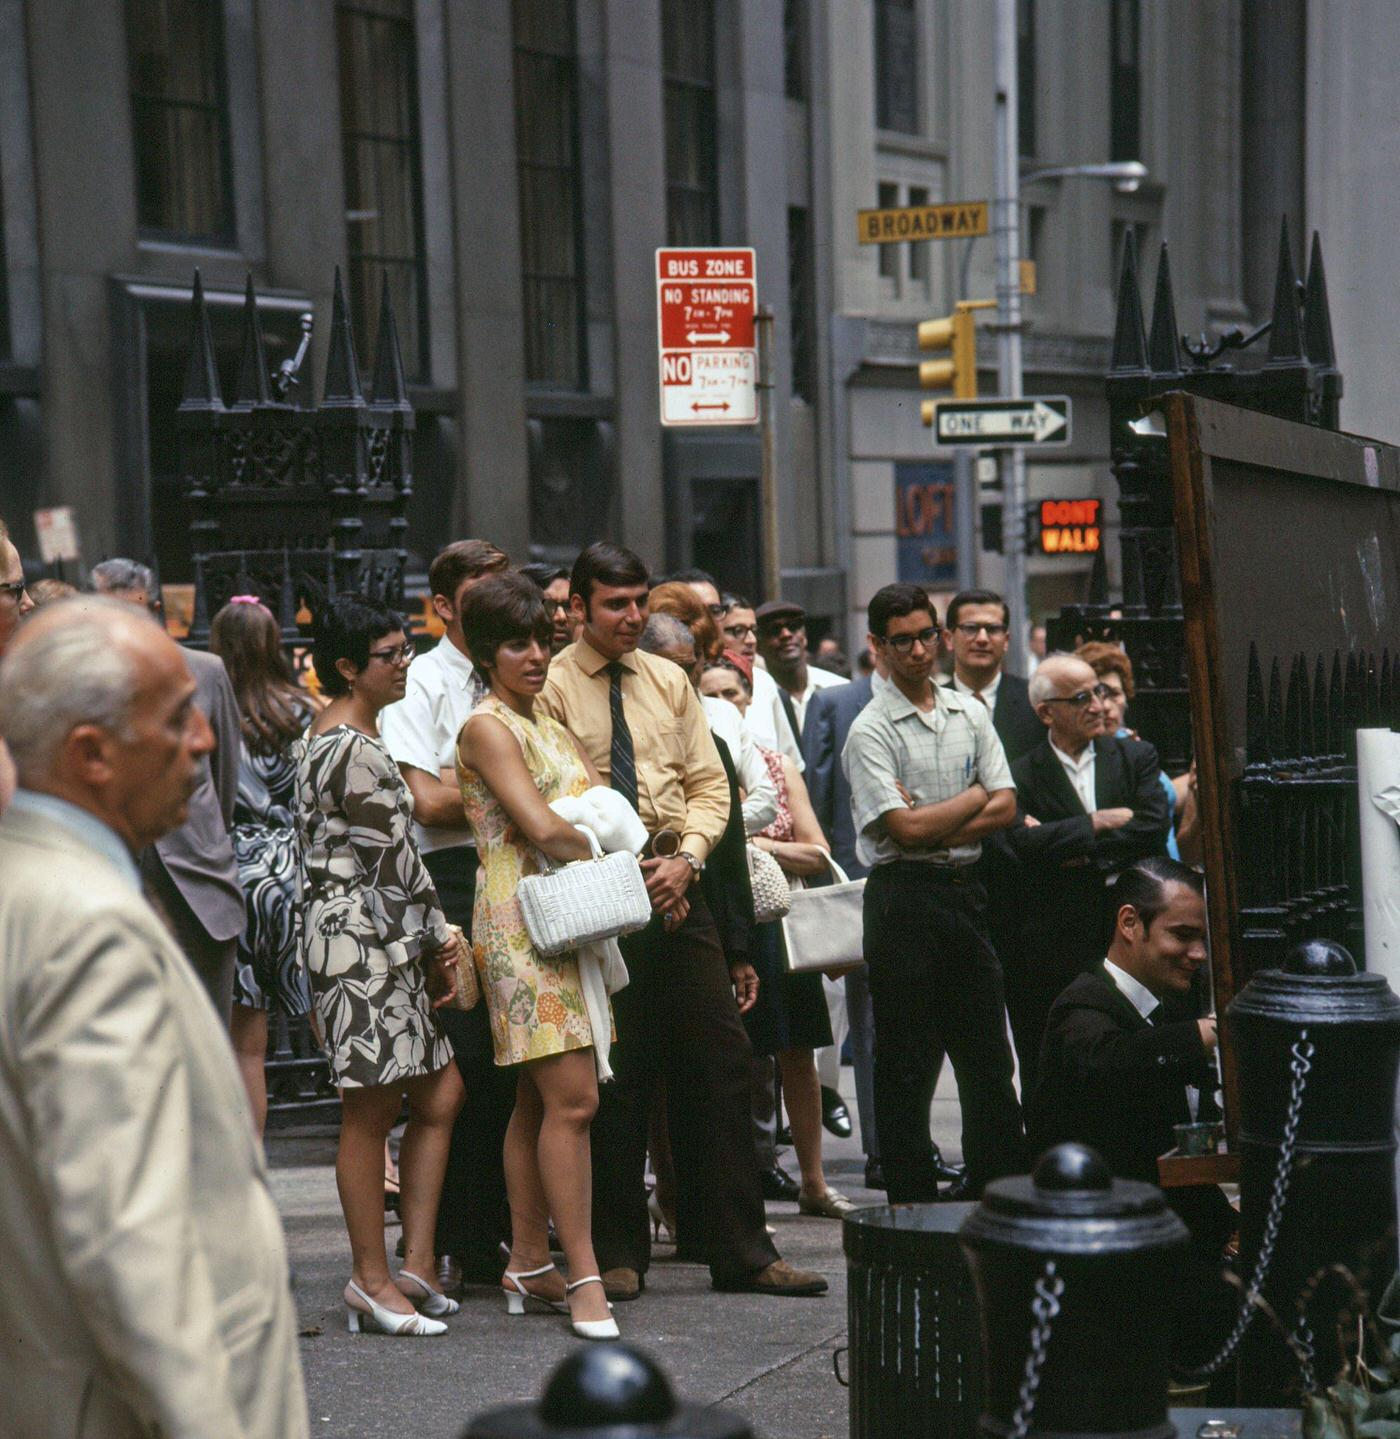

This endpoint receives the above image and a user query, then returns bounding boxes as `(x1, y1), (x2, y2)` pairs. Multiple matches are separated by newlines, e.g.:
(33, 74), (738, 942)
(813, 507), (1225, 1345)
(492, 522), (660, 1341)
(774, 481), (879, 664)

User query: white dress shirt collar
(1103, 958), (1160, 1021)
(952, 670), (1001, 710)
(1050, 737), (1096, 813)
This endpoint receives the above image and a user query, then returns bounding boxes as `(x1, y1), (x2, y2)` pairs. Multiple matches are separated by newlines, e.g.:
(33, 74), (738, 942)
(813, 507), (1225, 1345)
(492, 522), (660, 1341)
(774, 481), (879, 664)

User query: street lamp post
(992, 0), (1148, 676)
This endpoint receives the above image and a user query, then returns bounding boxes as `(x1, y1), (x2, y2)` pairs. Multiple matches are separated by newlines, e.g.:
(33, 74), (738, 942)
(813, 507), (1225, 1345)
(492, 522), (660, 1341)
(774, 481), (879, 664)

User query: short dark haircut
(1108, 857), (1206, 943)
(518, 561), (569, 591)
(462, 571), (553, 670)
(313, 593), (405, 697)
(570, 541), (650, 610)
(670, 567), (718, 589)
(945, 588), (1010, 630)
(428, 539), (509, 602)
(867, 582), (937, 639)
(721, 591), (751, 611)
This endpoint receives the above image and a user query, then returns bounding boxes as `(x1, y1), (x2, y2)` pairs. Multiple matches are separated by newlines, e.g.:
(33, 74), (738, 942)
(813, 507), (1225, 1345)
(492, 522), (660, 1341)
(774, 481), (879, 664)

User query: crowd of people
(0, 510), (1229, 1432)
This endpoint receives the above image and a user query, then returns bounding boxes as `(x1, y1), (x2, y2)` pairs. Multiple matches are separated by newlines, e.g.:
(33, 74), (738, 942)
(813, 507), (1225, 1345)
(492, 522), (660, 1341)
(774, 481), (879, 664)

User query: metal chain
(1007, 1259), (1065, 1439)
(1175, 1030), (1315, 1383)
(1293, 1313), (1317, 1396)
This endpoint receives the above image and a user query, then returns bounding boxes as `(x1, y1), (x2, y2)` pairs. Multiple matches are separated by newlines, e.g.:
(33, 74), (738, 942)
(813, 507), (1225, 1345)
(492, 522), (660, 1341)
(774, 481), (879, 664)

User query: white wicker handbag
(518, 831), (653, 958)
(746, 842), (793, 922)
(780, 854), (866, 976)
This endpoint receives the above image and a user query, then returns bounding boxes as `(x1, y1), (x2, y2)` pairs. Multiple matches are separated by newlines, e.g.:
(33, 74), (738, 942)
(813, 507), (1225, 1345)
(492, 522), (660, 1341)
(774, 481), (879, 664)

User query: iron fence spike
(1267, 216), (1305, 363)
(1110, 227), (1149, 373)
(233, 274), (272, 407)
(1147, 242), (1180, 374)
(180, 269), (224, 411)
(323, 265), (365, 406)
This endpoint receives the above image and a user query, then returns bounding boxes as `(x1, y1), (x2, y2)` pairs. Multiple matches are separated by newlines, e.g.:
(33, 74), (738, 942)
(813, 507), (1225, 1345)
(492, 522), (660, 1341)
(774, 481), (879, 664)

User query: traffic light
(918, 299), (993, 425)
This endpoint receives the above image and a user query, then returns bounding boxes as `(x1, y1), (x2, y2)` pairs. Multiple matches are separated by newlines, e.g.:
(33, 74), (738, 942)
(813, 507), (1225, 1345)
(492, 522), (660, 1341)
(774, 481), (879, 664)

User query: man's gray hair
(1027, 652), (1083, 707)
(90, 557), (155, 595)
(0, 597), (140, 783)
(639, 613), (696, 655)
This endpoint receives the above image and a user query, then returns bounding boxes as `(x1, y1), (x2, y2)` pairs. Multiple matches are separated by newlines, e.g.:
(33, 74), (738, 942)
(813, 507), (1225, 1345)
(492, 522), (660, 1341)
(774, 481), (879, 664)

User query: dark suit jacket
(1007, 733), (1170, 977)
(990, 672), (1045, 764)
(700, 733), (754, 962)
(141, 647), (244, 944)
(802, 675), (873, 877)
(1028, 964), (1233, 1255)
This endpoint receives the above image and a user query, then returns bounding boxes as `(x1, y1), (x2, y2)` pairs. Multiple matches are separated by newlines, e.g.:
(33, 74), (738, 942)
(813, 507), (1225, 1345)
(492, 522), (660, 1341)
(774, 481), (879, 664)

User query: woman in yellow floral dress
(456, 572), (618, 1339)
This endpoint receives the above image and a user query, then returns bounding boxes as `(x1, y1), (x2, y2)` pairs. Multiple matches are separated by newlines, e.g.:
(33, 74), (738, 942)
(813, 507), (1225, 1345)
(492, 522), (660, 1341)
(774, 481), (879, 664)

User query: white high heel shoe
(566, 1275), (620, 1341)
(344, 1280), (447, 1336)
(395, 1269), (460, 1317)
(502, 1262), (568, 1315)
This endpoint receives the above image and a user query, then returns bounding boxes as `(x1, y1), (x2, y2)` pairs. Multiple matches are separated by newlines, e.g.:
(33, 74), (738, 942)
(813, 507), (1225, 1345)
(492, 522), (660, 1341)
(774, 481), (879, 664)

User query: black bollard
(464, 1344), (754, 1438)
(1229, 939), (1400, 1403)
(959, 1144), (1188, 1439)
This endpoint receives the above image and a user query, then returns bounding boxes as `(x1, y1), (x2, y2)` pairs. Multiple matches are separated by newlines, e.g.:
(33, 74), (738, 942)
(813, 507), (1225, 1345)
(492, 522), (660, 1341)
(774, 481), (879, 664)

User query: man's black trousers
(589, 890), (778, 1285)
(422, 847), (516, 1278)
(863, 862), (1026, 1200)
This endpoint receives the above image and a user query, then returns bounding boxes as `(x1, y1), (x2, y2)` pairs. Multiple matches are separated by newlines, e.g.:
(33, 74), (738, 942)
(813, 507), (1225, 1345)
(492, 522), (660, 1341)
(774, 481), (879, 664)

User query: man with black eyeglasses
(1006, 653), (1170, 1103)
(844, 583), (1025, 1202)
(940, 589), (1043, 763)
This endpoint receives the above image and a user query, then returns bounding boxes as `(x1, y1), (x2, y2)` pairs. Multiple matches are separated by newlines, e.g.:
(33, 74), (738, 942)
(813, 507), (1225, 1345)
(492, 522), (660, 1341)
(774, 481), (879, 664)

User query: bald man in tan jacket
(0, 598), (307, 1439)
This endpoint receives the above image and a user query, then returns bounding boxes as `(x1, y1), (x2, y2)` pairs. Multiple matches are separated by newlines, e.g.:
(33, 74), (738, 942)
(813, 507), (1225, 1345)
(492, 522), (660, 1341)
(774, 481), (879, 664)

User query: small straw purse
(518, 830), (653, 958)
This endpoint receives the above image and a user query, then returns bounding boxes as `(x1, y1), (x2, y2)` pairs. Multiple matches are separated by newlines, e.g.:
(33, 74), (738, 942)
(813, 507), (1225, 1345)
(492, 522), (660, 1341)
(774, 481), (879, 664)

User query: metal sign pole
(756, 306), (780, 600)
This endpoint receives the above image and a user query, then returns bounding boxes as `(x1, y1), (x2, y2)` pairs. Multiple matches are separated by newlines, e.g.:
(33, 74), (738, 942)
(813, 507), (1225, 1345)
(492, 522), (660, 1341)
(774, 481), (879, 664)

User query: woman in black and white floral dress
(296, 593), (465, 1337)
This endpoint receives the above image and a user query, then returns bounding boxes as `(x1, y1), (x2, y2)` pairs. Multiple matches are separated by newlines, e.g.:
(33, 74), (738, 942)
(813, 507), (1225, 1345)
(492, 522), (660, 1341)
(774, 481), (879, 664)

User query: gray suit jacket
(802, 675), (874, 877)
(142, 647), (244, 942)
(0, 803), (307, 1438)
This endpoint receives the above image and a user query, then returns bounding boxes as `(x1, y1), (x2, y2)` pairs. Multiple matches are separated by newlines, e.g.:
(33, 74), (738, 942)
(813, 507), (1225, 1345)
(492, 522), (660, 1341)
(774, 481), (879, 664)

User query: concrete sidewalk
(277, 1067), (964, 1438)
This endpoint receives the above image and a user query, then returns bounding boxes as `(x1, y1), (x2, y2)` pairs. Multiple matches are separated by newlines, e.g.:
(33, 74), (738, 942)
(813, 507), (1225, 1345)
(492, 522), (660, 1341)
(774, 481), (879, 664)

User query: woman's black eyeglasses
(368, 642), (416, 666)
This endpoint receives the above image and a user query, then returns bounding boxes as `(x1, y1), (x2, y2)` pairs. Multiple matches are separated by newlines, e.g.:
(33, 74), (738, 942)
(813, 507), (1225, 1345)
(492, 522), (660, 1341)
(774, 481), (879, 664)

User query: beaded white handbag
(518, 830), (653, 958)
(746, 843), (793, 922)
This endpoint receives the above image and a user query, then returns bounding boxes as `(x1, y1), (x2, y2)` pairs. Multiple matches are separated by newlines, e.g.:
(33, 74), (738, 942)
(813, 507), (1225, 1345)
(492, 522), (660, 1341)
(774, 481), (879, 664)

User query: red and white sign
(656, 247), (758, 427)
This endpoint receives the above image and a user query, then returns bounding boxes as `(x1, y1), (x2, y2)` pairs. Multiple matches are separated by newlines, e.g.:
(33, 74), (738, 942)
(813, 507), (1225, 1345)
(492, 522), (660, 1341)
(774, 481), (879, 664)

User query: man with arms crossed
(844, 583), (1025, 1201)
(0, 598), (306, 1438)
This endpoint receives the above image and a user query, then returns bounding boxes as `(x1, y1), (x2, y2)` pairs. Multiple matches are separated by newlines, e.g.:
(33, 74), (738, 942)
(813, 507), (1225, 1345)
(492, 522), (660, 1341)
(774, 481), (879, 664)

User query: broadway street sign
(933, 397), (1072, 447)
(856, 200), (989, 245)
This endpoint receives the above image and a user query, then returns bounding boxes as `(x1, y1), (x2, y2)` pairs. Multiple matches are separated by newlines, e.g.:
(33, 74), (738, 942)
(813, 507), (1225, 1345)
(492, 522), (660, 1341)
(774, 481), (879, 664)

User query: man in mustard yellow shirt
(541, 542), (827, 1302)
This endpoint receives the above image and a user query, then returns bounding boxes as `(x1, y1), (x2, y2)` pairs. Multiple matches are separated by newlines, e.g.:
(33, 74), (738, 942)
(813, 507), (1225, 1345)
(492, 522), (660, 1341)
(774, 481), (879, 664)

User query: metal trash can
(1230, 938), (1400, 1402)
(464, 1344), (753, 1438)
(843, 1201), (985, 1439)
(960, 1143), (1188, 1439)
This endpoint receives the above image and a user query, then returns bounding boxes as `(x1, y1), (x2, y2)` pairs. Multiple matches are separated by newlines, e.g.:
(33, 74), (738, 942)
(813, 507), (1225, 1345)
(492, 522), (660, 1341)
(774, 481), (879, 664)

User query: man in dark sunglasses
(0, 517), (35, 659)
(1005, 654), (1171, 1103)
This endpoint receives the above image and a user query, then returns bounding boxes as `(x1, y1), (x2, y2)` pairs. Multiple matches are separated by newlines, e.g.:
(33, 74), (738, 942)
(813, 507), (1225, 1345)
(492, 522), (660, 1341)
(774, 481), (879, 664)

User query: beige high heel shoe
(566, 1275), (620, 1341)
(344, 1280), (446, 1336)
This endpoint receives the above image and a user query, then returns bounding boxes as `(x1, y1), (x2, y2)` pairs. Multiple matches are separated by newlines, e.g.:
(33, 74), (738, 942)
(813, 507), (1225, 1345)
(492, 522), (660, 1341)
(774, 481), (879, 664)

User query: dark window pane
(908, 184), (928, 281)
(514, 0), (586, 387)
(877, 181), (899, 280)
(874, 0), (917, 134)
(663, 0), (718, 245)
(784, 0), (805, 100)
(1110, 0), (1141, 161)
(125, 0), (233, 239)
(336, 0), (429, 380)
(787, 206), (814, 402)
(1017, 0), (1036, 156)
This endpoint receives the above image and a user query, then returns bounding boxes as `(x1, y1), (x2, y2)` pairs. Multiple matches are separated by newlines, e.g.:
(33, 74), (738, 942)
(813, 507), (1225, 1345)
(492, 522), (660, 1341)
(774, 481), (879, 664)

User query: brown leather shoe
(436, 1255), (463, 1297)
(600, 1267), (644, 1302)
(714, 1259), (828, 1296)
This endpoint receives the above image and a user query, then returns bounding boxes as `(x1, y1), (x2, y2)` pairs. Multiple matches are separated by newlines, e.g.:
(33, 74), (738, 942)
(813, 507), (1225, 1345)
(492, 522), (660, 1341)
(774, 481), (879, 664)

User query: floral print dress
(294, 724), (455, 1088)
(457, 697), (602, 1066)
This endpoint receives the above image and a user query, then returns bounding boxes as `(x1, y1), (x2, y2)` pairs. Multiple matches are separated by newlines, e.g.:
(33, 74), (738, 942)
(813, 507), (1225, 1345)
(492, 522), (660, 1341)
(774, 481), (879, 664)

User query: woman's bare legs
(230, 1003), (268, 1138)
(502, 1073), (564, 1301)
(778, 1047), (831, 1200)
(397, 1062), (465, 1289)
(338, 1084), (416, 1314)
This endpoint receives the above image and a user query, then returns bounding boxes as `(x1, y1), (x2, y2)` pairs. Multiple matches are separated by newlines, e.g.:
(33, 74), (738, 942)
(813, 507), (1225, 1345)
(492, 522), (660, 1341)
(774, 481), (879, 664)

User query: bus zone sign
(657, 248), (757, 426)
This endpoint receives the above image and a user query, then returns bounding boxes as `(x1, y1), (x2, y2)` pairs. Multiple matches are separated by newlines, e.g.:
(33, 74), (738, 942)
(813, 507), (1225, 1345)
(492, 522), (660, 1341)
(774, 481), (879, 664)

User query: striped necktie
(606, 661), (639, 811)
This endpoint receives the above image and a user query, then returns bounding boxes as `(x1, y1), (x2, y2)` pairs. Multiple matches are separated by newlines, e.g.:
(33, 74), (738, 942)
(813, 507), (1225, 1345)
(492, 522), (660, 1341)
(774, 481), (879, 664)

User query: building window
(663, 0), (719, 246)
(874, 0), (918, 134)
(787, 206), (815, 402)
(877, 181), (899, 281)
(1017, 0), (1036, 156)
(336, 0), (429, 380)
(514, 0), (586, 388)
(1110, 0), (1141, 162)
(784, 0), (806, 101)
(907, 185), (929, 283)
(1024, 204), (1046, 269)
(126, 0), (234, 240)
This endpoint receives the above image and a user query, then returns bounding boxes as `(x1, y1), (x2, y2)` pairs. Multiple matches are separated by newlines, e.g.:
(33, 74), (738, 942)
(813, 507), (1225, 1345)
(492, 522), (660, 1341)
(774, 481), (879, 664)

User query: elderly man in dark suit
(90, 560), (244, 1023)
(804, 645), (962, 1192)
(1029, 857), (1233, 1260)
(1006, 653), (1169, 1104)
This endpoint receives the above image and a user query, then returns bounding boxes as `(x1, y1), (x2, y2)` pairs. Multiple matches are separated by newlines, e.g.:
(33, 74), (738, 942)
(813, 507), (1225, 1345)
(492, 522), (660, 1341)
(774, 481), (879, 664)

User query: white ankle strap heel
(566, 1275), (620, 1340)
(502, 1262), (568, 1315)
(344, 1280), (446, 1336)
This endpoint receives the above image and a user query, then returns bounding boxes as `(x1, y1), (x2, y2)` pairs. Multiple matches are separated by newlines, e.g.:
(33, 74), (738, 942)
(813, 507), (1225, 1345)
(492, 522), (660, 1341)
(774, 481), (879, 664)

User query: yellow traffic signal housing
(917, 299), (993, 424)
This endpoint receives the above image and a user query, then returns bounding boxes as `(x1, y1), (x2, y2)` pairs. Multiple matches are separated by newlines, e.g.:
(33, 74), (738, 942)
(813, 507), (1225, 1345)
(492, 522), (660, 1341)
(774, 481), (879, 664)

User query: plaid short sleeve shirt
(841, 680), (1015, 868)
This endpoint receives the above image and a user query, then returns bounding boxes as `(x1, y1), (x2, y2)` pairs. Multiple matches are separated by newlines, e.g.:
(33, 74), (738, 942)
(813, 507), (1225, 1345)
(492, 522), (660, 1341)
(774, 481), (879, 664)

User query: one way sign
(933, 397), (1072, 447)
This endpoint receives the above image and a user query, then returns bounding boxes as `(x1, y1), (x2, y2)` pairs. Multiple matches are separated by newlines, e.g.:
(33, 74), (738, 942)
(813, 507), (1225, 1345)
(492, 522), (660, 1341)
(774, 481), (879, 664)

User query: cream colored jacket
(0, 802), (308, 1439)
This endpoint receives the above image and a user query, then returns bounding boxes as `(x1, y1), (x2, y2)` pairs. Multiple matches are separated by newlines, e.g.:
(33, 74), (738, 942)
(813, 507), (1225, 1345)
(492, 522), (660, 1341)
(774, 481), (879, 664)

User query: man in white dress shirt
(710, 587), (802, 766)
(380, 538), (514, 1291)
